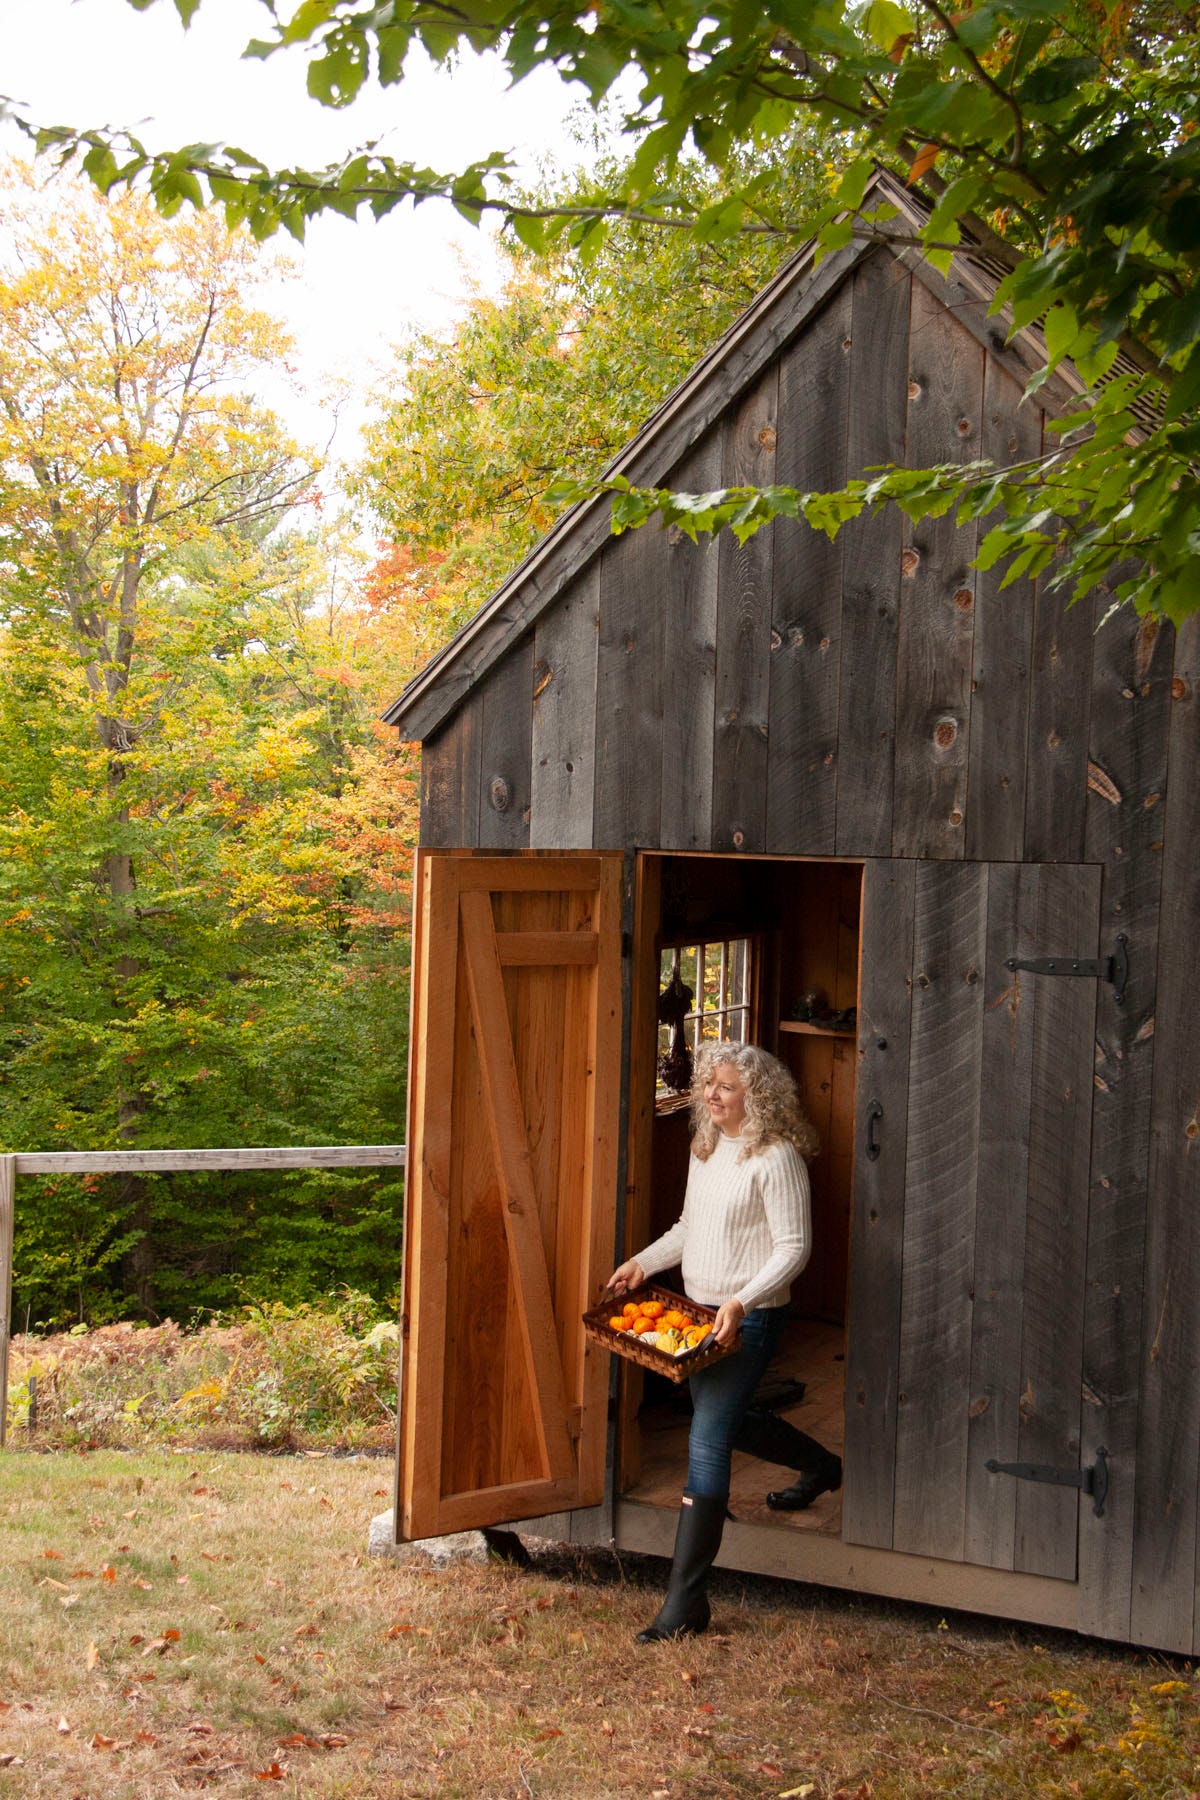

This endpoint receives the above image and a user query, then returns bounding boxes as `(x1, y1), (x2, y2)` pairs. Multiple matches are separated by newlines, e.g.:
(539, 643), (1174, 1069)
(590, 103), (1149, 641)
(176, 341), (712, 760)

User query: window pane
(677, 945), (698, 1000)
(728, 940), (746, 1008)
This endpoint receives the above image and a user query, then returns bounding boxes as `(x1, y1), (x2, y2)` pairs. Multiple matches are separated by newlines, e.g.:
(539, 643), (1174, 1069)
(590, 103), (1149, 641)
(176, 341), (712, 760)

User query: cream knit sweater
(634, 1133), (812, 1313)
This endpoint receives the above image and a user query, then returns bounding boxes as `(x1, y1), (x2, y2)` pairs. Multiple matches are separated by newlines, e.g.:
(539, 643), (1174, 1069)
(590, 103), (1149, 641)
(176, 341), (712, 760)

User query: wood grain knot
(531, 658), (553, 700)
(1143, 791), (1161, 809)
(770, 627), (783, 651)
(901, 549), (920, 577)
(1172, 677), (1189, 699)
(952, 587), (974, 611)
(1046, 731), (1061, 749)
(732, 831), (745, 848)
(907, 378), (922, 400)
(842, 337), (852, 352)
(757, 425), (777, 453)
(489, 776), (512, 813)
(949, 808), (963, 826)
(956, 416), (972, 436)
(934, 719), (958, 749)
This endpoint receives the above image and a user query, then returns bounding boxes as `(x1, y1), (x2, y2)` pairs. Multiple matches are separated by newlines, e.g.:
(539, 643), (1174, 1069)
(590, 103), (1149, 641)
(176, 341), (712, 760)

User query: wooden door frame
(617, 849), (866, 1499)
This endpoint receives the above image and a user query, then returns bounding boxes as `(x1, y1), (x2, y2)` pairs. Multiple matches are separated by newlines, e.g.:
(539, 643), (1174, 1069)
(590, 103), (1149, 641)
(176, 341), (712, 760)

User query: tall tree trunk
(106, 739), (154, 1315)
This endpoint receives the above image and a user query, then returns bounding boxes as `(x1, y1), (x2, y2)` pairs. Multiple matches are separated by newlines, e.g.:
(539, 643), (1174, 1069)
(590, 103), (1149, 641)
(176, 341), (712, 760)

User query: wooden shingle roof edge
(383, 166), (1088, 744)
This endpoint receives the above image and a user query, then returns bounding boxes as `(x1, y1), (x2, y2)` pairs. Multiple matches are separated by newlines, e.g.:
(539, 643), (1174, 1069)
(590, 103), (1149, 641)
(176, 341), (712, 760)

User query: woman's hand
(712, 1298), (745, 1346)
(607, 1259), (645, 1298)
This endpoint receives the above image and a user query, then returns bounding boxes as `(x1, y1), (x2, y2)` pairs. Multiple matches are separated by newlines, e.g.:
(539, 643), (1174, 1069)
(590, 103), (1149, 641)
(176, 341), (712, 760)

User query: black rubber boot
(636, 1492), (728, 1643)
(765, 1453), (843, 1511)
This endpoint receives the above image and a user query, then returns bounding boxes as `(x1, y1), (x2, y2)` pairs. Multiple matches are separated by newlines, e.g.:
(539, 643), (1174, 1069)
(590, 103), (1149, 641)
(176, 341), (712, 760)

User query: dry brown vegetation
(0, 1450), (1197, 1799)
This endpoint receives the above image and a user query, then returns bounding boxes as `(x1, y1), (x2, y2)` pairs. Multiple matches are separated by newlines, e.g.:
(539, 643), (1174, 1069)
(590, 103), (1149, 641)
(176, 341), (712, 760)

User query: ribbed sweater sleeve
(729, 1141), (811, 1313)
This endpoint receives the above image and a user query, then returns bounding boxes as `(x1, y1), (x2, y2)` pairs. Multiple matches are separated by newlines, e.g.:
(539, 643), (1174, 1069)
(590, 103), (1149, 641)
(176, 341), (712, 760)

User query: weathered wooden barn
(383, 170), (1200, 1655)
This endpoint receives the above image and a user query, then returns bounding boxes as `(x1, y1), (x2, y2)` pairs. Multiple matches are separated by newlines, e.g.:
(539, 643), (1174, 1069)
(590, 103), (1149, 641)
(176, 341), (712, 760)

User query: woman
(609, 1040), (842, 1642)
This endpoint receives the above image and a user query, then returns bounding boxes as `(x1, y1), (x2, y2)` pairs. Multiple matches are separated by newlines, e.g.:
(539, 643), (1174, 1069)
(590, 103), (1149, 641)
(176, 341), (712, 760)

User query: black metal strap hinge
(1006, 934), (1129, 1005)
(986, 1446), (1109, 1517)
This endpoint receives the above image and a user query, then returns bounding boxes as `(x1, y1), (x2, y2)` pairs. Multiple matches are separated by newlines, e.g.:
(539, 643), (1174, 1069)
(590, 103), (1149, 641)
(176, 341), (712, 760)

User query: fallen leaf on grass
(42, 1549), (63, 1560)
(100, 1566), (117, 1583)
(697, 1703), (716, 1715)
(278, 1734), (322, 1750)
(71, 1567), (95, 1579)
(40, 1577), (70, 1592)
(91, 1733), (117, 1751)
(534, 1728), (562, 1742)
(321, 1734), (349, 1749)
(86, 1641), (101, 1670)
(254, 1761), (288, 1780)
(135, 1729), (158, 1745)
(382, 1694), (405, 1713)
(59, 1594), (80, 1610)
(755, 1762), (785, 1778)
(383, 1623), (411, 1638)
(1045, 1729), (1081, 1754)
(779, 1787), (816, 1799)
(57, 1716), (70, 1735)
(129, 1576), (153, 1591)
(0, 1754), (24, 1767)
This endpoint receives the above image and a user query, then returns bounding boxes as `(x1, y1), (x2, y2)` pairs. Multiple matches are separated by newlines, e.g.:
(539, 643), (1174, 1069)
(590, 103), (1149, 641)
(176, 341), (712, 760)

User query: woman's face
(703, 1062), (748, 1136)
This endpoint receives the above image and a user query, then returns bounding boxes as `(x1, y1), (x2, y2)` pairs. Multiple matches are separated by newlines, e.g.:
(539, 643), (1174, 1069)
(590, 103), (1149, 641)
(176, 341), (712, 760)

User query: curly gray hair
(689, 1040), (820, 1163)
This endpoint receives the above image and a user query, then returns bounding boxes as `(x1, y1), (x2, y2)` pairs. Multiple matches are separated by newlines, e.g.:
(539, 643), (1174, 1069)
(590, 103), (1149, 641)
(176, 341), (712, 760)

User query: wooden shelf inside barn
(779, 1021), (856, 1039)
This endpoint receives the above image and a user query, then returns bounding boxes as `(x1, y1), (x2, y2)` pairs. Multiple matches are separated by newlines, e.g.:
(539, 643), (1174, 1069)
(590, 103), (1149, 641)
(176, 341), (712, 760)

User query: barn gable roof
(383, 168), (1085, 743)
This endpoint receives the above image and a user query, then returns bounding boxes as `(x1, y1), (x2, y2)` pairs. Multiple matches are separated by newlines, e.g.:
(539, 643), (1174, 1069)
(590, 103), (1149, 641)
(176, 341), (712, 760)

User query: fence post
(0, 1155), (14, 1450)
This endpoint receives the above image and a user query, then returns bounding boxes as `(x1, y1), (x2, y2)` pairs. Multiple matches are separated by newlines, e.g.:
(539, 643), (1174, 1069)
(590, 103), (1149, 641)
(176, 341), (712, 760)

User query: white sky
(2, 0), (599, 459)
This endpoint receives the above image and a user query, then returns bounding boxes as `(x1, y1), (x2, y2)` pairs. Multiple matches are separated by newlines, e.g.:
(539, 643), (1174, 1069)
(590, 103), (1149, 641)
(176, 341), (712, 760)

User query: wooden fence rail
(0, 1145), (407, 1450)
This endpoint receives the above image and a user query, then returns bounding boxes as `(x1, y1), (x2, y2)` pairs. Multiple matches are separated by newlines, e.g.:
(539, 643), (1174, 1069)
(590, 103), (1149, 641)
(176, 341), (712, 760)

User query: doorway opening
(619, 852), (863, 1540)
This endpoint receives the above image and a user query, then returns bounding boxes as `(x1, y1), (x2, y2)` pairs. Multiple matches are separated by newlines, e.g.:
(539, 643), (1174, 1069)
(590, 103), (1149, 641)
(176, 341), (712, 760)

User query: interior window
(656, 938), (751, 1101)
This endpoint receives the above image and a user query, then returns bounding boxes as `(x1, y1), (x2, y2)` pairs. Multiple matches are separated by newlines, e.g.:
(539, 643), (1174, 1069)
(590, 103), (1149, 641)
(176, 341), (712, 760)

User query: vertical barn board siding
(1079, 604), (1173, 1641)
(419, 694), (482, 848)
(594, 521), (668, 848)
(659, 436), (721, 850)
(836, 253), (911, 858)
(531, 567), (599, 849)
(1014, 863), (1101, 1581)
(1023, 580), (1094, 862)
(843, 860), (916, 1549)
(477, 641), (533, 850)
(712, 367), (778, 852)
(1132, 616), (1200, 1654)
(964, 365), (1041, 862)
(766, 285), (852, 854)
(891, 280), (983, 860)
(893, 861), (986, 1561)
(964, 861), (1039, 1570)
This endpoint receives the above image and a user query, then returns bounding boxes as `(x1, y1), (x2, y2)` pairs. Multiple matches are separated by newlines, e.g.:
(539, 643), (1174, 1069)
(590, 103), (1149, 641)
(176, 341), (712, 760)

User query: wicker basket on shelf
(581, 1282), (741, 1385)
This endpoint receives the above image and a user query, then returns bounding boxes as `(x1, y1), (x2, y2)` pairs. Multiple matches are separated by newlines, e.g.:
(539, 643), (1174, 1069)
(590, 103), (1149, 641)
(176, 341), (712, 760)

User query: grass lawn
(0, 1450), (1195, 1799)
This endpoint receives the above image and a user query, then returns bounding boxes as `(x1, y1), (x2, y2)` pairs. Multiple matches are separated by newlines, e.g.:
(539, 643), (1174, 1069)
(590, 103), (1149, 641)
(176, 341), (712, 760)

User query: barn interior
(620, 853), (863, 1538)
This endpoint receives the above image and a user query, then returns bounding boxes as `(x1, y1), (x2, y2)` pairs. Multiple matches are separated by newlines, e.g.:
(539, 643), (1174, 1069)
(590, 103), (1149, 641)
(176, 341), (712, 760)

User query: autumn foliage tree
(0, 168), (419, 1323)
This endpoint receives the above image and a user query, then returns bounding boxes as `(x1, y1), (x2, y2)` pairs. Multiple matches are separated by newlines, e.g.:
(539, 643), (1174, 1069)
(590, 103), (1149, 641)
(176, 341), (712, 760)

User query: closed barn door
(396, 852), (623, 1540)
(844, 858), (1108, 1583)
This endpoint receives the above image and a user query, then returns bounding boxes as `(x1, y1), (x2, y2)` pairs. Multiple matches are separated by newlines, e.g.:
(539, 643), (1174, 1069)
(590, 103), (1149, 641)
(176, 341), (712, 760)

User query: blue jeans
(686, 1305), (789, 1499)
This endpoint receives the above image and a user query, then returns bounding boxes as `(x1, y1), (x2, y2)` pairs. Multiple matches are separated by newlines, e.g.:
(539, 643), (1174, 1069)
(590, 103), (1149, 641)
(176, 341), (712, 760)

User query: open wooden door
(396, 852), (624, 1541)
(844, 859), (1104, 1582)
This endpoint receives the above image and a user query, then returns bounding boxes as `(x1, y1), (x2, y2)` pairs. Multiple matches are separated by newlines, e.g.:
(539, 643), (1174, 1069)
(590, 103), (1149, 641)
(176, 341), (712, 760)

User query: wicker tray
(582, 1282), (741, 1385)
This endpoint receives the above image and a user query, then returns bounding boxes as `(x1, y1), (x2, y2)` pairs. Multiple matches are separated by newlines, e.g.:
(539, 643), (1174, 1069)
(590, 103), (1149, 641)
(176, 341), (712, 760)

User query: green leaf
(1166, 343), (1200, 423)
